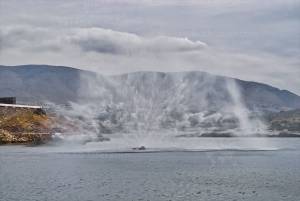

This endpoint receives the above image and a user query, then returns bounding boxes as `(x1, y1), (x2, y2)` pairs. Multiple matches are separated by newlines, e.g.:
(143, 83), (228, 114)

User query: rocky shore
(0, 106), (52, 145)
(1, 103), (300, 145)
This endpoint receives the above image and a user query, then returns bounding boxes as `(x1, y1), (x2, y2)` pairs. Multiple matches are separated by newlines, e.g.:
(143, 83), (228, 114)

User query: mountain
(1, 64), (300, 136)
(0, 65), (84, 104)
(0, 65), (300, 112)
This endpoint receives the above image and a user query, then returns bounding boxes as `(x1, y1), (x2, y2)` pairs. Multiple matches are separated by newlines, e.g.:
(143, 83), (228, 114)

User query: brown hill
(0, 105), (52, 144)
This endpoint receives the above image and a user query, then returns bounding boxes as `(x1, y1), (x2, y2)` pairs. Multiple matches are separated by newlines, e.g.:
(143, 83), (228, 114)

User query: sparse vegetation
(267, 109), (300, 135)
(0, 107), (52, 144)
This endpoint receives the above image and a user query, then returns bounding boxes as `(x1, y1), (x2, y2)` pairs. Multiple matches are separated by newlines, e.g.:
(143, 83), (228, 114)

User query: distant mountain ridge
(0, 65), (84, 104)
(0, 64), (300, 112)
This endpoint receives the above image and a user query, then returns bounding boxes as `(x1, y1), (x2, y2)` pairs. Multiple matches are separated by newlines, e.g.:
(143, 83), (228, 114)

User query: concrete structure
(0, 103), (42, 109)
(0, 97), (42, 109)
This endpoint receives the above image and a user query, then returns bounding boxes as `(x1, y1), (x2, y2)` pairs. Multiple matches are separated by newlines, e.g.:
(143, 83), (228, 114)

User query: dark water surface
(1, 139), (300, 201)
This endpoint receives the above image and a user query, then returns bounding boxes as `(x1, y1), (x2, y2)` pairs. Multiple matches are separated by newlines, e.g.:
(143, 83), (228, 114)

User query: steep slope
(237, 80), (300, 112)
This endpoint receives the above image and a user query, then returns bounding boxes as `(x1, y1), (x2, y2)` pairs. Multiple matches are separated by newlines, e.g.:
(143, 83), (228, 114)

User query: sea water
(0, 138), (300, 201)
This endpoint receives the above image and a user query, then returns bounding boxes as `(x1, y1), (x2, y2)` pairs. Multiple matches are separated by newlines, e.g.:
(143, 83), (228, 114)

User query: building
(0, 97), (16, 104)
(0, 97), (43, 112)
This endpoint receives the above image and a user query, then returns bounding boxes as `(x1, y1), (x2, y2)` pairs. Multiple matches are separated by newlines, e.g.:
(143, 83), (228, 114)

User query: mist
(49, 70), (269, 149)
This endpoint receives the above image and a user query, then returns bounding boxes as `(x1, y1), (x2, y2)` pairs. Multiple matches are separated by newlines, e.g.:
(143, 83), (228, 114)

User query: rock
(0, 106), (52, 145)
(132, 146), (146, 150)
(0, 129), (51, 145)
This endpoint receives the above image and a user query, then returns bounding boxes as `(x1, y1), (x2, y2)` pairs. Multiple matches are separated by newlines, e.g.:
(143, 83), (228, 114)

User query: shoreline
(1, 133), (300, 146)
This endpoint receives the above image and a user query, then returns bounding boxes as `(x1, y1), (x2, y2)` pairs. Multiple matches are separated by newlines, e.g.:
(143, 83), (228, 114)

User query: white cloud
(0, 25), (299, 95)
(69, 28), (207, 55)
(0, 26), (62, 52)
(0, 26), (206, 54)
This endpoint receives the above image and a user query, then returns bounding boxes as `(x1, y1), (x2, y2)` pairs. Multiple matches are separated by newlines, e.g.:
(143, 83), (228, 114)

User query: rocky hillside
(0, 106), (52, 144)
(267, 109), (300, 135)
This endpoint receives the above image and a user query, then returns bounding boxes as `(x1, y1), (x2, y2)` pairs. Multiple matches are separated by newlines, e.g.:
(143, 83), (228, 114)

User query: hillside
(0, 65), (87, 104)
(0, 65), (299, 112)
(1, 65), (300, 137)
(0, 105), (52, 144)
(267, 109), (300, 134)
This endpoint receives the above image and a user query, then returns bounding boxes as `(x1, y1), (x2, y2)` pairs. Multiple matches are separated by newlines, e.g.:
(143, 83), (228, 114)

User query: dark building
(0, 97), (16, 104)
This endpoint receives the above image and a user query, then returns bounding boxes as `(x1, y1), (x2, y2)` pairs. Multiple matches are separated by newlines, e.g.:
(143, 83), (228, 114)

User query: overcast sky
(0, 0), (299, 94)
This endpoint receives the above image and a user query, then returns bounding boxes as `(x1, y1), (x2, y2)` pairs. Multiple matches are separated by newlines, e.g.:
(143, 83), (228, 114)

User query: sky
(0, 0), (299, 94)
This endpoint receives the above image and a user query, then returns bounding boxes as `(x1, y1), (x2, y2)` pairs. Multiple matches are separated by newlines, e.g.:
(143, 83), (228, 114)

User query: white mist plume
(226, 79), (267, 135)
(51, 71), (268, 146)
